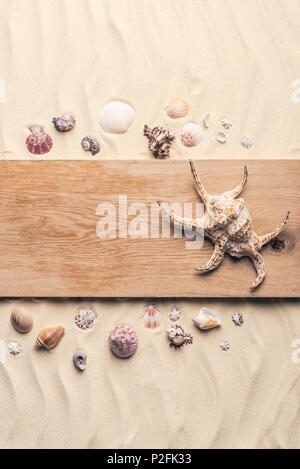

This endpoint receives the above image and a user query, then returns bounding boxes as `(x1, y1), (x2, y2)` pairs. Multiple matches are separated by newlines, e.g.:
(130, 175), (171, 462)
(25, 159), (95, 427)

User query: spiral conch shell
(165, 99), (189, 119)
(10, 306), (33, 334)
(192, 307), (222, 330)
(73, 351), (87, 371)
(34, 325), (64, 350)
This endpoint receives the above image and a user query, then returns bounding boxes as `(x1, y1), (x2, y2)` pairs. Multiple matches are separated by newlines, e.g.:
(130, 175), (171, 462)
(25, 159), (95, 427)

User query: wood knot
(270, 231), (295, 253)
(271, 238), (285, 251)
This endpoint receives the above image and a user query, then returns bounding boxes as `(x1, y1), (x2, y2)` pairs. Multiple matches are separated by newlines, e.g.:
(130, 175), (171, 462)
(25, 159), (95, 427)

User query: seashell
(81, 136), (100, 155)
(98, 101), (135, 134)
(142, 304), (162, 328)
(216, 131), (227, 144)
(10, 306), (33, 334)
(34, 325), (64, 350)
(165, 324), (193, 348)
(165, 98), (189, 119)
(202, 114), (210, 129)
(192, 307), (222, 330)
(109, 323), (138, 358)
(75, 306), (97, 330)
(26, 126), (53, 155)
(221, 117), (232, 130)
(52, 113), (75, 132)
(240, 137), (252, 149)
(8, 341), (22, 355)
(219, 340), (230, 351)
(144, 125), (175, 159)
(232, 312), (244, 326)
(181, 122), (203, 147)
(73, 350), (87, 371)
(169, 305), (181, 322)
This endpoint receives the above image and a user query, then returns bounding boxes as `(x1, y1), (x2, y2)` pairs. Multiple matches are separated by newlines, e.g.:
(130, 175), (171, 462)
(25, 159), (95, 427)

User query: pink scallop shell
(108, 323), (138, 358)
(26, 126), (53, 155)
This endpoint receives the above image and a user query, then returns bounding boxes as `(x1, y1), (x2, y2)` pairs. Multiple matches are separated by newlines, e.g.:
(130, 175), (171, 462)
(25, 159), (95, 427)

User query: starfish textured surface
(158, 160), (290, 289)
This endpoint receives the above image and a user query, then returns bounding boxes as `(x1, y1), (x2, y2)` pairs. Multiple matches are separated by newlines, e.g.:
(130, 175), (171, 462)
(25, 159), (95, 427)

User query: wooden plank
(0, 160), (299, 297)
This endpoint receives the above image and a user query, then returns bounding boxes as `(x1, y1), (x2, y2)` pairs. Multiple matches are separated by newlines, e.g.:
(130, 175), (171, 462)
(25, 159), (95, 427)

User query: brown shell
(26, 126), (53, 155)
(10, 306), (33, 334)
(34, 325), (64, 350)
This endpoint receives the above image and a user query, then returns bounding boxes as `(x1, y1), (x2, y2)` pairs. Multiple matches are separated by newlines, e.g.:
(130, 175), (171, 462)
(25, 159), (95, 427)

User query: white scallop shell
(98, 101), (135, 134)
(181, 122), (203, 147)
(192, 307), (222, 330)
(165, 99), (189, 119)
(216, 131), (227, 144)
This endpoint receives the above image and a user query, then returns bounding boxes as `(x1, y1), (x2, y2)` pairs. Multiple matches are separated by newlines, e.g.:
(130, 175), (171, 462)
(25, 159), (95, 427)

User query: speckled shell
(75, 306), (97, 330)
(192, 307), (222, 330)
(142, 304), (162, 328)
(109, 323), (138, 358)
(144, 125), (175, 158)
(10, 306), (33, 334)
(181, 123), (203, 147)
(26, 126), (53, 155)
(73, 350), (87, 371)
(165, 99), (189, 119)
(34, 325), (64, 350)
(81, 136), (100, 156)
(52, 113), (75, 132)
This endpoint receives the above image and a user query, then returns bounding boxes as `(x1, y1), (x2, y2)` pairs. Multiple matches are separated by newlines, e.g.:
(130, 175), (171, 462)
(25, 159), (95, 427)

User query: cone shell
(108, 323), (138, 358)
(10, 306), (33, 334)
(192, 307), (222, 330)
(181, 122), (203, 147)
(34, 325), (64, 350)
(165, 99), (189, 119)
(142, 304), (162, 328)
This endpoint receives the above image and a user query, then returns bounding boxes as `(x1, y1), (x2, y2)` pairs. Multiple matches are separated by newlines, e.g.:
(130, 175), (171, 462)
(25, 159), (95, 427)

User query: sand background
(0, 0), (300, 449)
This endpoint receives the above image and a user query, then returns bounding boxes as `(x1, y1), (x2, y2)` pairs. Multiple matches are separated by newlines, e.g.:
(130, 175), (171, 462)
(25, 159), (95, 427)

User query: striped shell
(165, 99), (189, 119)
(181, 122), (203, 147)
(109, 323), (138, 358)
(34, 325), (64, 350)
(142, 304), (162, 328)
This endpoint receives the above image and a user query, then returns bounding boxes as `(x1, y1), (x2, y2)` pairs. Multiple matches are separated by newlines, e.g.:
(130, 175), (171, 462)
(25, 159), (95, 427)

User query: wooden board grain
(0, 160), (299, 297)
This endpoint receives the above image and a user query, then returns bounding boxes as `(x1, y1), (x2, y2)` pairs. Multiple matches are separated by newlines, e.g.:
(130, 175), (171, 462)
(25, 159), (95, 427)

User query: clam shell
(142, 304), (162, 328)
(165, 98), (189, 119)
(10, 306), (33, 334)
(26, 126), (53, 155)
(73, 351), (87, 371)
(34, 325), (64, 350)
(192, 307), (222, 330)
(99, 101), (135, 134)
(181, 122), (203, 147)
(109, 323), (138, 358)
(52, 113), (75, 132)
(81, 136), (100, 155)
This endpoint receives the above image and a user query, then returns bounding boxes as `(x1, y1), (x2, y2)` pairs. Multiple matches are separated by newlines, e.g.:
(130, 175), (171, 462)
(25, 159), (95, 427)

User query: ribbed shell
(26, 126), (53, 155)
(34, 325), (64, 350)
(181, 123), (203, 147)
(165, 99), (189, 119)
(142, 304), (162, 328)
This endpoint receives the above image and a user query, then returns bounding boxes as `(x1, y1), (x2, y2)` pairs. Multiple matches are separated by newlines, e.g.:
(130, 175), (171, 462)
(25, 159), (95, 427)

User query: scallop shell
(181, 122), (203, 147)
(241, 137), (252, 149)
(34, 325), (64, 350)
(81, 136), (100, 155)
(73, 350), (87, 371)
(192, 307), (222, 330)
(26, 126), (53, 155)
(52, 113), (75, 132)
(8, 341), (22, 355)
(74, 306), (97, 330)
(99, 101), (135, 134)
(221, 117), (232, 130)
(216, 131), (227, 144)
(142, 304), (162, 328)
(10, 306), (33, 334)
(108, 323), (138, 358)
(165, 98), (189, 119)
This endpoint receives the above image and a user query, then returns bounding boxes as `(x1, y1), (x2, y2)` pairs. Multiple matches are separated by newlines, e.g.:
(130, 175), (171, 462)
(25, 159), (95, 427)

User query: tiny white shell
(221, 117), (232, 130)
(192, 307), (222, 330)
(170, 306), (181, 322)
(202, 114), (210, 129)
(165, 99), (189, 119)
(181, 122), (203, 147)
(232, 312), (244, 326)
(220, 340), (230, 351)
(216, 132), (227, 144)
(8, 342), (22, 355)
(241, 137), (252, 149)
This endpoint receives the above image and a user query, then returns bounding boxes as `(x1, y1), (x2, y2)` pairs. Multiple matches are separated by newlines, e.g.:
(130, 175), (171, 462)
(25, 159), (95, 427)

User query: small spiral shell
(34, 325), (64, 350)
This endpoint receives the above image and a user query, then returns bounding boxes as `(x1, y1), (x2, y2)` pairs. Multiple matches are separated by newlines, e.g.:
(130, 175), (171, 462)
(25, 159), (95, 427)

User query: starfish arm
(158, 201), (199, 231)
(223, 166), (248, 199)
(195, 244), (225, 273)
(249, 251), (266, 289)
(189, 160), (209, 205)
(258, 211), (290, 248)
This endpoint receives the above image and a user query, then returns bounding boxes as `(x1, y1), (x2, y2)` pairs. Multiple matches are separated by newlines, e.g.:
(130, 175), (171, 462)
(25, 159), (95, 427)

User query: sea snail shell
(10, 307), (33, 334)
(34, 325), (64, 350)
(73, 351), (87, 371)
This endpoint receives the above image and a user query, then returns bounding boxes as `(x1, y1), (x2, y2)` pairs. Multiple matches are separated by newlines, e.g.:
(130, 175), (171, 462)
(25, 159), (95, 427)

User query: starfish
(158, 160), (290, 289)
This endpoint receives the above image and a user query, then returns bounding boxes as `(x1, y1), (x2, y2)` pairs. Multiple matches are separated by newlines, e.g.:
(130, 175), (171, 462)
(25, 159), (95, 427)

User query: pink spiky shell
(108, 323), (138, 358)
(26, 126), (53, 155)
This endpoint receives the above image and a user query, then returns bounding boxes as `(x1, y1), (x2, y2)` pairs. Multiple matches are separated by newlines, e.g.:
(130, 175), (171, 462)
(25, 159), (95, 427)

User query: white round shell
(98, 101), (135, 134)
(181, 122), (203, 147)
